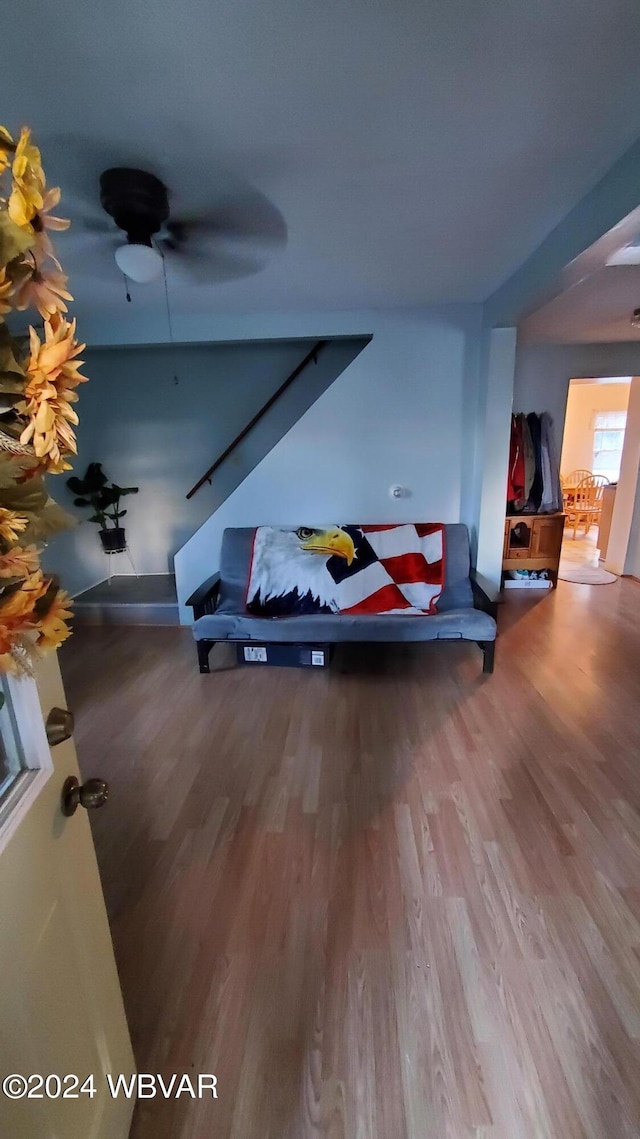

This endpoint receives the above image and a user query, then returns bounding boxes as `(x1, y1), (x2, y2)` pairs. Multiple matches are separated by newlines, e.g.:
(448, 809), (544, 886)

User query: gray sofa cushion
(192, 522), (496, 645)
(193, 606), (496, 643)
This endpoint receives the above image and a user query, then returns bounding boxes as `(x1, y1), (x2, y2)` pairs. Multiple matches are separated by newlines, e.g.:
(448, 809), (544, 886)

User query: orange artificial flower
(36, 586), (72, 649)
(0, 266), (14, 321)
(0, 570), (48, 654)
(0, 544), (40, 579)
(0, 507), (28, 546)
(8, 128), (45, 227)
(14, 258), (73, 320)
(0, 632), (16, 658)
(0, 571), (46, 617)
(30, 187), (71, 263)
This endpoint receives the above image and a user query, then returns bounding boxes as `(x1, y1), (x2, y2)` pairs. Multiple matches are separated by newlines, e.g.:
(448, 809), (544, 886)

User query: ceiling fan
(78, 166), (287, 284)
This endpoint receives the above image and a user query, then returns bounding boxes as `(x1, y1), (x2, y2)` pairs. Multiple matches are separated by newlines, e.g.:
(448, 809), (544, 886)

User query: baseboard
(73, 601), (179, 627)
(69, 575), (109, 600)
(72, 574), (178, 626)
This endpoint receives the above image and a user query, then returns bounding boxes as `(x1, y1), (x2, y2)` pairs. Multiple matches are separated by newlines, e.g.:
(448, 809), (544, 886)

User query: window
(0, 682), (28, 804)
(592, 410), (627, 481)
(0, 674), (53, 852)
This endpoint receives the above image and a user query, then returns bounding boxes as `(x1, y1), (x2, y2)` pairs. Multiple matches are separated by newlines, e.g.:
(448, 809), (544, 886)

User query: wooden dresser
(502, 513), (565, 587)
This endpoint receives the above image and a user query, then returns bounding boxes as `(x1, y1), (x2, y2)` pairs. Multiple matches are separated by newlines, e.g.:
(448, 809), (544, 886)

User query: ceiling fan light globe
(114, 243), (163, 284)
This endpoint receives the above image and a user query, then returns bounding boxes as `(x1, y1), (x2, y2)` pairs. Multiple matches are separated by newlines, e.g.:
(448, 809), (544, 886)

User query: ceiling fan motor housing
(99, 167), (170, 245)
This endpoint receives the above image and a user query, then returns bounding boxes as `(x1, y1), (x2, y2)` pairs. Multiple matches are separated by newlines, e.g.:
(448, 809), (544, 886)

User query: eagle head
(249, 525), (356, 611)
(294, 526), (355, 565)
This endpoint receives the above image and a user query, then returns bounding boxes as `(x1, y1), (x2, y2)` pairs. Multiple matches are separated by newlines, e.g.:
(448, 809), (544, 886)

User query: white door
(0, 652), (134, 1139)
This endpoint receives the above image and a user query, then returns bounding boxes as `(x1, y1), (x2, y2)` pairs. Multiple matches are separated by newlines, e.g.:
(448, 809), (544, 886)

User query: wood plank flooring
(60, 576), (640, 1139)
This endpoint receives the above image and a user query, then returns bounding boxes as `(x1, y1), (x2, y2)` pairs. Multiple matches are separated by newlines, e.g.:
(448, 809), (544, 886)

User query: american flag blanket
(246, 524), (445, 617)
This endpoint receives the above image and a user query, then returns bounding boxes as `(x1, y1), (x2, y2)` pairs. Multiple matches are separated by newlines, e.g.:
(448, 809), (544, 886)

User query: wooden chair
(565, 475), (607, 539)
(564, 469), (593, 485)
(561, 469), (595, 511)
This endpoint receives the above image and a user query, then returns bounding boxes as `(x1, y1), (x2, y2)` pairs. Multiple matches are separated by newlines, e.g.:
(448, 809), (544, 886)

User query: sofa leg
(479, 640), (495, 675)
(197, 640), (213, 674)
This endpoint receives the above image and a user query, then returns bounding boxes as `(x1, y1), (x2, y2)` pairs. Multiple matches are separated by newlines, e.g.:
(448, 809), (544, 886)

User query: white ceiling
(5, 0), (640, 327)
(520, 265), (640, 343)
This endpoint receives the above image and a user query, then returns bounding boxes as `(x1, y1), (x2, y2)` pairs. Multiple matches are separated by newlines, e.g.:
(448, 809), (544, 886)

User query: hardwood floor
(60, 577), (640, 1139)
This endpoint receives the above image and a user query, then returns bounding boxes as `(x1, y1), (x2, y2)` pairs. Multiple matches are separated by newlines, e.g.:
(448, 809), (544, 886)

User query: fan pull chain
(122, 274), (132, 303)
(161, 253), (180, 385)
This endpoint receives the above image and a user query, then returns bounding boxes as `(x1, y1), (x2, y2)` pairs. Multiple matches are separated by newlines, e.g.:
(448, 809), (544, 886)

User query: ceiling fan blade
(167, 189), (287, 254)
(163, 245), (266, 283)
(53, 187), (113, 236)
(58, 230), (122, 267)
(79, 216), (116, 235)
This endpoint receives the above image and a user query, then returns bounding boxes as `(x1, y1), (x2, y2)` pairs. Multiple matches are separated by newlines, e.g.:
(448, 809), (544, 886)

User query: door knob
(46, 707), (75, 747)
(61, 776), (109, 817)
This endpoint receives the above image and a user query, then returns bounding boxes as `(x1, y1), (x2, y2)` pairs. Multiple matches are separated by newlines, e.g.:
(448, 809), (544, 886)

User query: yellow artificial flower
(0, 507), (28, 546)
(0, 544), (40, 579)
(8, 128), (45, 227)
(0, 125), (14, 176)
(0, 266), (14, 321)
(14, 258), (73, 320)
(30, 187), (71, 264)
(0, 125), (86, 672)
(34, 313), (86, 387)
(19, 316), (87, 470)
(36, 586), (72, 649)
(20, 389), (78, 468)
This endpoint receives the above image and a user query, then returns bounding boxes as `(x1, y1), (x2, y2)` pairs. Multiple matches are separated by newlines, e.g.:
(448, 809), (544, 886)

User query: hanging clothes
(539, 430), (555, 513)
(506, 411), (561, 514)
(507, 414), (526, 508)
(525, 413), (543, 512)
(522, 415), (535, 502)
(540, 412), (563, 513)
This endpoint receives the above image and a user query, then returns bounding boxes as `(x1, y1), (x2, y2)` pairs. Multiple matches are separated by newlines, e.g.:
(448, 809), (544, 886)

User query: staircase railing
(185, 339), (329, 499)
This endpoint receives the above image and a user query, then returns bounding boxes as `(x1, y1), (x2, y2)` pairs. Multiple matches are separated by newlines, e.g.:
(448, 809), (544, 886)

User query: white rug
(558, 562), (618, 585)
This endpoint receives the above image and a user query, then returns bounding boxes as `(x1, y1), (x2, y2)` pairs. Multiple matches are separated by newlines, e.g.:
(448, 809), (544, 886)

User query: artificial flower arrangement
(0, 124), (86, 674)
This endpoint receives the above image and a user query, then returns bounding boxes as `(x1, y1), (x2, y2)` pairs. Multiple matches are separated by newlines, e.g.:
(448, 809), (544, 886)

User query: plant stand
(103, 545), (139, 584)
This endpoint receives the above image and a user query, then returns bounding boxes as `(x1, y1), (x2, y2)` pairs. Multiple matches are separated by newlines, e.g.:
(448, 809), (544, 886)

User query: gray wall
(513, 339), (640, 447)
(43, 337), (366, 595)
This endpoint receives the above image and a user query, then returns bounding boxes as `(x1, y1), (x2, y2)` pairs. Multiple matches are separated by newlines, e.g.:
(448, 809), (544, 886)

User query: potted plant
(67, 463), (139, 554)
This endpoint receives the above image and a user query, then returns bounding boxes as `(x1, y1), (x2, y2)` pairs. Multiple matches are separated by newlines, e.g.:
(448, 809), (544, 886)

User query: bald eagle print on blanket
(246, 524), (445, 616)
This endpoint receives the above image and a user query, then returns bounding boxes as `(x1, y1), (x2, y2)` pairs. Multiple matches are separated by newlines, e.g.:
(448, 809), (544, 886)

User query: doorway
(559, 376), (635, 583)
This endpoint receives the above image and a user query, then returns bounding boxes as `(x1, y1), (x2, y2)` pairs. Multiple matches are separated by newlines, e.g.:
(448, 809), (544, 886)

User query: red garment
(507, 414), (525, 505)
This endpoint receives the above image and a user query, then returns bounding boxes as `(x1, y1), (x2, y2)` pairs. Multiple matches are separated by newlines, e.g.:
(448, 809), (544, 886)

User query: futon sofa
(187, 524), (498, 674)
